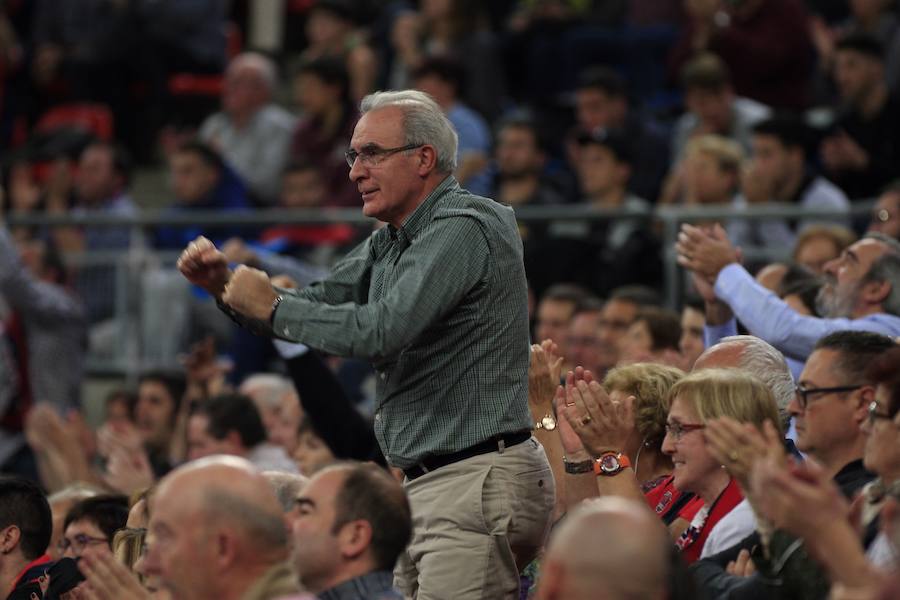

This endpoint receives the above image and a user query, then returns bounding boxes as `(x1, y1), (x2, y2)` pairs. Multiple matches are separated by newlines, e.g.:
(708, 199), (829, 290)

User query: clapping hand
(676, 223), (741, 281)
(557, 367), (634, 458)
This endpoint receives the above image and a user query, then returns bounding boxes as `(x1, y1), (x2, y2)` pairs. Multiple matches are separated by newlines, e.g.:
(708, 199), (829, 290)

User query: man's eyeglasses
(868, 401), (894, 426)
(58, 533), (108, 554)
(665, 421), (706, 440)
(794, 384), (862, 410)
(344, 143), (423, 168)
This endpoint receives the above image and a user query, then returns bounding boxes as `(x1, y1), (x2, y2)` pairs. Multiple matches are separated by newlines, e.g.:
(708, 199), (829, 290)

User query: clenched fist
(177, 236), (231, 297)
(222, 265), (279, 321)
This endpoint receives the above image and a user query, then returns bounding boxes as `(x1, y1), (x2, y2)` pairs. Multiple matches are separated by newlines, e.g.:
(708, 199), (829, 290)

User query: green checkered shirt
(272, 176), (532, 468)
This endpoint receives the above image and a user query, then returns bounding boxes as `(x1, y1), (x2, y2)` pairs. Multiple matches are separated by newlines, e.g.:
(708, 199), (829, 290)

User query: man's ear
(416, 146), (438, 177)
(0, 525), (21, 555)
(860, 279), (891, 307)
(853, 385), (876, 426)
(337, 519), (373, 561)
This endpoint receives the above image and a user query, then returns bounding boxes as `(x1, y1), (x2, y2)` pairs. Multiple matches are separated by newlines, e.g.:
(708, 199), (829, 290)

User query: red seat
(35, 103), (114, 141)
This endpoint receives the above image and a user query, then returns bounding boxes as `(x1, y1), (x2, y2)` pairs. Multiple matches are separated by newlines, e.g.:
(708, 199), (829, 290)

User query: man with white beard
(677, 228), (900, 364)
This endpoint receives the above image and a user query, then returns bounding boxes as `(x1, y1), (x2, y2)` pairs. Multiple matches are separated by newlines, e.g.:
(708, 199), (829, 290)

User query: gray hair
(360, 90), (458, 173)
(229, 52), (278, 93)
(262, 471), (308, 512)
(862, 232), (900, 316)
(720, 335), (795, 428)
(239, 373), (293, 409)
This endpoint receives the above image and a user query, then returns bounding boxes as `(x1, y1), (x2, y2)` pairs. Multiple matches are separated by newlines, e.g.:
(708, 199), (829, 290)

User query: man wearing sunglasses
(178, 89), (553, 599)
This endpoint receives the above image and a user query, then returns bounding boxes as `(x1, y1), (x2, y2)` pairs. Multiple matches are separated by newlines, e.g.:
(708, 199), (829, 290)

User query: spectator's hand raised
(676, 223), (741, 280)
(558, 368), (634, 458)
(177, 236), (232, 298)
(529, 340), (563, 413)
(706, 418), (784, 493)
(78, 551), (152, 600)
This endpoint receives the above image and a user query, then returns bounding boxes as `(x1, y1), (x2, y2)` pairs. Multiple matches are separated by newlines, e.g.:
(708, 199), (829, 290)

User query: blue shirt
(318, 571), (403, 600)
(712, 263), (900, 362)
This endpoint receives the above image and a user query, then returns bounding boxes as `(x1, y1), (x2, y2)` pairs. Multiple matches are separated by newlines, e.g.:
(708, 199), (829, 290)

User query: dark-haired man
(0, 476), (52, 600)
(187, 393), (297, 473)
(822, 33), (900, 199)
(292, 462), (411, 599)
(730, 115), (849, 249)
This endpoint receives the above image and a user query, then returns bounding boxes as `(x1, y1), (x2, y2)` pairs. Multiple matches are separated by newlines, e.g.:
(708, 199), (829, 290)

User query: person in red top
(0, 476), (53, 600)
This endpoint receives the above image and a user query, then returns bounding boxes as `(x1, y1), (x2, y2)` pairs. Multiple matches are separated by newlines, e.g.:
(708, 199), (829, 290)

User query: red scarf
(675, 477), (744, 564)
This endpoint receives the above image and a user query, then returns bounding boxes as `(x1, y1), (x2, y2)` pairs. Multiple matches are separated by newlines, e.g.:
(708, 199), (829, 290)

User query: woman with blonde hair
(559, 367), (781, 564)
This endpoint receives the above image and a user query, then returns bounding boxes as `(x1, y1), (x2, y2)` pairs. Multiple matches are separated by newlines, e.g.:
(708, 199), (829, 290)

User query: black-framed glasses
(58, 533), (108, 554)
(868, 401), (894, 425)
(344, 143), (423, 168)
(794, 384), (862, 409)
(664, 421), (706, 441)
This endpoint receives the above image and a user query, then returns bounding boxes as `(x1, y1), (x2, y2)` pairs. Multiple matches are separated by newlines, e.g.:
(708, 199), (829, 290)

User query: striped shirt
(272, 176), (532, 468)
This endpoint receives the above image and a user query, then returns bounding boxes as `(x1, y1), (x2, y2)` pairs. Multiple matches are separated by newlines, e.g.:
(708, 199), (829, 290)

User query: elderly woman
(559, 367), (781, 564)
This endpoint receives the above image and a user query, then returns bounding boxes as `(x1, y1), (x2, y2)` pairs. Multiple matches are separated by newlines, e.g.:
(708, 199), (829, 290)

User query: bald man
(141, 456), (299, 600)
(535, 497), (670, 600)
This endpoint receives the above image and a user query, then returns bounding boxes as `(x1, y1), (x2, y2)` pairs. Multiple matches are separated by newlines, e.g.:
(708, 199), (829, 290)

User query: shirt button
(380, 372), (386, 380)
(283, 327), (290, 336)
(374, 413), (381, 422)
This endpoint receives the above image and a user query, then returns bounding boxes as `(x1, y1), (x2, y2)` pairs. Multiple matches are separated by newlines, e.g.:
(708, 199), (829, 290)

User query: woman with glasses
(559, 366), (781, 564)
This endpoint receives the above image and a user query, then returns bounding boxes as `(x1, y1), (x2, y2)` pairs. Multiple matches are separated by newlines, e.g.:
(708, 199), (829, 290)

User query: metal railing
(6, 200), (876, 377)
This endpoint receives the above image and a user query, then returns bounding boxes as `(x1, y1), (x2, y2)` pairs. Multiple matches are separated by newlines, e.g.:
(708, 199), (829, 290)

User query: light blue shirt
(712, 263), (900, 362)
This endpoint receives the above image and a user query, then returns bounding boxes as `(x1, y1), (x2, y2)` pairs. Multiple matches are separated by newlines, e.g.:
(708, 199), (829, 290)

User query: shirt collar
(10, 553), (51, 591)
(317, 570), (398, 600)
(388, 175), (458, 243)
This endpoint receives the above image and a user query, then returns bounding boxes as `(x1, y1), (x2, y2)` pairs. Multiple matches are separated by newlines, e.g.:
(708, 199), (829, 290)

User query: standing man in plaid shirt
(178, 90), (554, 599)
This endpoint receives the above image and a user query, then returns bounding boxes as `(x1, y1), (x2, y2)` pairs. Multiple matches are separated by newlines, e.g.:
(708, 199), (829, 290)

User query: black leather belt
(403, 430), (532, 481)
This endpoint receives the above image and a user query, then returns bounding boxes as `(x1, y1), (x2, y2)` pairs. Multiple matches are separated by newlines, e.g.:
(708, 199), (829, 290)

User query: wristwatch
(534, 413), (557, 431)
(594, 452), (631, 477)
(563, 457), (595, 474)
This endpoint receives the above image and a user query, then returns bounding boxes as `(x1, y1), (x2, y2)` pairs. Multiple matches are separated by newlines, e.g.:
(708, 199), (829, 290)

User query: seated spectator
(679, 299), (706, 371)
(694, 331), (891, 598)
(290, 57), (359, 208)
(557, 367), (782, 563)
(139, 456), (300, 599)
(263, 470), (308, 513)
(570, 66), (671, 201)
(682, 135), (743, 207)
(187, 392), (298, 473)
(46, 484), (100, 561)
(668, 53), (770, 164)
(821, 33), (900, 199)
(104, 389), (136, 428)
(155, 140), (252, 249)
(60, 494), (129, 560)
(199, 53), (297, 205)
(730, 115), (850, 250)
(792, 224), (857, 274)
(868, 180), (900, 240)
(239, 373), (298, 442)
(292, 416), (337, 476)
(46, 141), (139, 325)
(387, 0), (507, 120)
(412, 57), (492, 196)
(619, 306), (683, 366)
(491, 114), (566, 209)
(668, 0), (814, 110)
(564, 298), (608, 379)
(135, 371), (185, 477)
(526, 129), (661, 297)
(300, 0), (378, 103)
(534, 283), (591, 371)
(679, 226), (900, 364)
(534, 497), (671, 600)
(291, 462), (411, 598)
(0, 476), (52, 599)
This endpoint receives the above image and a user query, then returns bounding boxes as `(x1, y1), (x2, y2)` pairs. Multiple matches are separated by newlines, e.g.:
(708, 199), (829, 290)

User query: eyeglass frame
(664, 421), (706, 441)
(344, 143), (424, 168)
(794, 384), (863, 410)
(868, 401), (895, 426)
(57, 533), (109, 554)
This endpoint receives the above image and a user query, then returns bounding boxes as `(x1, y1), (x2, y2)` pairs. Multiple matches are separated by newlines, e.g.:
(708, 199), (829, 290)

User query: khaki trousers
(394, 437), (555, 600)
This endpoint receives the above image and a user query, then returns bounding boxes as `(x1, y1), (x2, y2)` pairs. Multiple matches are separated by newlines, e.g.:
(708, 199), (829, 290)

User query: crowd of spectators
(3, 0), (900, 599)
